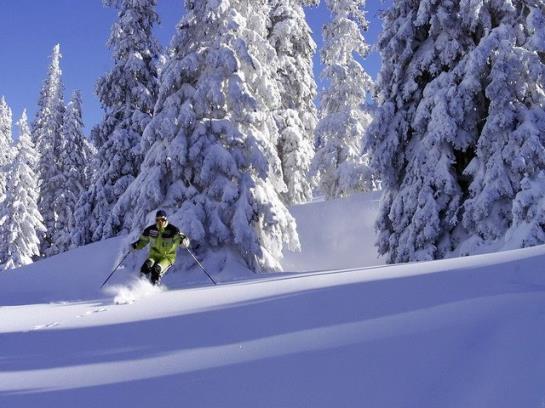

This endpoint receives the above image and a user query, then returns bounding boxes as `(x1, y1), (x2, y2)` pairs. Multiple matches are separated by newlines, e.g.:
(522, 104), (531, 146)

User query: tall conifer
(367, 0), (545, 262)
(52, 91), (94, 254)
(268, 0), (319, 204)
(32, 44), (65, 256)
(0, 96), (13, 201)
(109, 0), (299, 273)
(72, 0), (161, 246)
(312, 0), (375, 199)
(2, 112), (45, 270)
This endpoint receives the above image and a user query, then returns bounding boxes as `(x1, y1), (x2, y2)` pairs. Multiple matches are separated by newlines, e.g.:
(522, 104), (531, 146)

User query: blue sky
(0, 0), (391, 133)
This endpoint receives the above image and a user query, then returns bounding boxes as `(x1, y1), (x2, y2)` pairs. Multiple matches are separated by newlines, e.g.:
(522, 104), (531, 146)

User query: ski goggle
(156, 217), (167, 222)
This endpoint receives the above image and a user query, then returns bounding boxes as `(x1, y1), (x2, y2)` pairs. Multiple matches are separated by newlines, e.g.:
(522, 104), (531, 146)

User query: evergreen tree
(268, 0), (318, 204)
(72, 0), (161, 246)
(0, 96), (13, 200)
(108, 0), (299, 273)
(312, 0), (375, 199)
(365, 1), (477, 263)
(2, 111), (45, 270)
(82, 136), (98, 187)
(460, 1), (545, 254)
(32, 44), (65, 256)
(505, 171), (545, 249)
(0, 97), (14, 263)
(367, 0), (545, 263)
(51, 91), (94, 254)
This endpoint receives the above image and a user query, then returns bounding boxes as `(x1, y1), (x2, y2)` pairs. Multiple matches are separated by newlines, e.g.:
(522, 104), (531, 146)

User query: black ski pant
(140, 257), (172, 284)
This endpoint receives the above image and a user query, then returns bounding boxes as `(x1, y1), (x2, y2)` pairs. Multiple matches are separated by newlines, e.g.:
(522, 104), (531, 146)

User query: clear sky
(0, 0), (391, 133)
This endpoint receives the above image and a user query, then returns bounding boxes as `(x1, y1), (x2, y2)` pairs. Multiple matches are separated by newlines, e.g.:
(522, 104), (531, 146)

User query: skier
(131, 210), (191, 285)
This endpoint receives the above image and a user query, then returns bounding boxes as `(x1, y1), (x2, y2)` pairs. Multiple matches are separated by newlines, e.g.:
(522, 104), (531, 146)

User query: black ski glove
(131, 241), (139, 250)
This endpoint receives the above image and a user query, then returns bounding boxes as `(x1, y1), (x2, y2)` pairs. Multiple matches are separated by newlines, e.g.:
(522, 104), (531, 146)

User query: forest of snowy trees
(1, 0), (545, 272)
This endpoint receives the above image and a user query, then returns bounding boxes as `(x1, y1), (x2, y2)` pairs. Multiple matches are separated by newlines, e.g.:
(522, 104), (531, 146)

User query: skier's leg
(150, 258), (172, 286)
(140, 259), (155, 280)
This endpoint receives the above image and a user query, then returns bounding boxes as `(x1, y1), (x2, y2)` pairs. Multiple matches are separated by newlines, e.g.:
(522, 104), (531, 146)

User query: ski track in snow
(20, 280), (165, 332)
(31, 322), (60, 331)
(27, 305), (111, 333)
(75, 307), (108, 318)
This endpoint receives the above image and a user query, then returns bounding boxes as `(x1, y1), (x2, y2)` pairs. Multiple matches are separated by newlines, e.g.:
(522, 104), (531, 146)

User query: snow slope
(2, 192), (545, 407)
(283, 191), (383, 271)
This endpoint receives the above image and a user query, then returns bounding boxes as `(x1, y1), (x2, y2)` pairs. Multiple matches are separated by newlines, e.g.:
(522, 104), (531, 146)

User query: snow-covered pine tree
(312, 0), (375, 199)
(504, 171), (545, 249)
(82, 136), (97, 188)
(0, 96), (13, 201)
(365, 1), (480, 263)
(2, 111), (45, 270)
(268, 0), (318, 204)
(0, 97), (14, 263)
(108, 0), (299, 272)
(460, 1), (545, 254)
(367, 0), (545, 263)
(32, 44), (65, 256)
(50, 91), (94, 254)
(72, 0), (161, 246)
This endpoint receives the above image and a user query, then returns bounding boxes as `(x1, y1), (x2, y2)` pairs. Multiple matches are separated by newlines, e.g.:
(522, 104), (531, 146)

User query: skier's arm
(131, 233), (150, 250)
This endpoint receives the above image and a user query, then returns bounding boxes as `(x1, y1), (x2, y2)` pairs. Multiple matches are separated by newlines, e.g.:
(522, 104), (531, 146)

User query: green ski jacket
(134, 223), (188, 265)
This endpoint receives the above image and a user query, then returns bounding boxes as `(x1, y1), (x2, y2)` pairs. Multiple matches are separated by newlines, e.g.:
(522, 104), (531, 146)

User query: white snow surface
(2, 191), (545, 407)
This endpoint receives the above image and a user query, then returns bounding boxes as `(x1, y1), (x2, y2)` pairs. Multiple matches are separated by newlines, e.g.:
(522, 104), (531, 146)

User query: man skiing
(131, 210), (190, 285)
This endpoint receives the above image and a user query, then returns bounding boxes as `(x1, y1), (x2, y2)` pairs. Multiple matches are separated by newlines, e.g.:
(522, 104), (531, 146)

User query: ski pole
(101, 251), (131, 288)
(186, 247), (217, 285)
